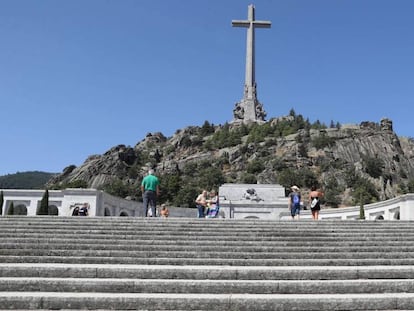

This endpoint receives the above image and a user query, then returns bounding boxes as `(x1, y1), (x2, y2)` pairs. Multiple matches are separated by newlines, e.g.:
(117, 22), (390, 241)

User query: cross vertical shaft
(232, 5), (271, 123)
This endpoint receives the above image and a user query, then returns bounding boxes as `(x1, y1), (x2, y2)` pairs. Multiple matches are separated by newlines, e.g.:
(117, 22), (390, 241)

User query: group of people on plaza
(140, 168), (219, 218)
(195, 189), (219, 218)
(141, 168), (323, 220)
(288, 185), (324, 220)
(67, 168), (324, 219)
(71, 203), (89, 216)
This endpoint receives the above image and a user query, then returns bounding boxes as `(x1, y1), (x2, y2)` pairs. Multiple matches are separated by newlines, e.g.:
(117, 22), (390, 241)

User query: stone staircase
(0, 216), (414, 310)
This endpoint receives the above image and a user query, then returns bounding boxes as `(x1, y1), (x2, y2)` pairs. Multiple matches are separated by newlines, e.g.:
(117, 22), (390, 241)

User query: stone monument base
(218, 183), (288, 219)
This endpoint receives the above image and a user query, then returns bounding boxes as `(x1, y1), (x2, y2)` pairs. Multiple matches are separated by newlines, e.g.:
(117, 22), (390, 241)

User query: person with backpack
(309, 185), (324, 220)
(289, 185), (301, 220)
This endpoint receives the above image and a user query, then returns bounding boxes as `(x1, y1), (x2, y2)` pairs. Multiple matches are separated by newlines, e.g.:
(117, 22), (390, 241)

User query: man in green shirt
(140, 169), (160, 217)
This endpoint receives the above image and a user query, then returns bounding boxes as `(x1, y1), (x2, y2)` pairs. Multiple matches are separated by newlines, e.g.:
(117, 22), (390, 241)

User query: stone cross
(232, 4), (271, 123)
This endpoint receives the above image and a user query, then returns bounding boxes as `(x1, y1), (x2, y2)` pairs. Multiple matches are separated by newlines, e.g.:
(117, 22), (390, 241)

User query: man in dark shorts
(140, 169), (160, 217)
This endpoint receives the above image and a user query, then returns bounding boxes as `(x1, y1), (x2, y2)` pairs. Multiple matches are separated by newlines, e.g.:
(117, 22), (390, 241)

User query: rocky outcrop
(47, 145), (138, 189)
(47, 117), (414, 205)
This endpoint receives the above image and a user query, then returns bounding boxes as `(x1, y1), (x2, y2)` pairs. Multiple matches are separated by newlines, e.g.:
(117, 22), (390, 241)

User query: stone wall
(0, 188), (142, 217)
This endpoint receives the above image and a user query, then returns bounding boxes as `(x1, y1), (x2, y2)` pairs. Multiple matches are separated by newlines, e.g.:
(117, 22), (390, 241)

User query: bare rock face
(380, 118), (393, 131)
(47, 117), (414, 204)
(47, 144), (140, 189)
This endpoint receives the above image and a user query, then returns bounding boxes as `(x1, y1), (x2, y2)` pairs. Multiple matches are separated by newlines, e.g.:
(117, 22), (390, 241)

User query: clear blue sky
(1, 0), (414, 176)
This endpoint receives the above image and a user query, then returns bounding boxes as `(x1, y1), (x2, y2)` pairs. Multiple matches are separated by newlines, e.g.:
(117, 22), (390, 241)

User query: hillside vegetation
(0, 171), (56, 189)
(46, 110), (414, 209)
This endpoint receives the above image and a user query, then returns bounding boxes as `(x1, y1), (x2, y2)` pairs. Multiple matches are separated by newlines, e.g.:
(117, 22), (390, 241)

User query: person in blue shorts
(289, 185), (301, 220)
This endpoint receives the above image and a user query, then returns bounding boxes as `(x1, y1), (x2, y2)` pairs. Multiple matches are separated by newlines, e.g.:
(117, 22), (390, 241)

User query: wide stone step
(1, 255), (413, 266)
(1, 216), (411, 223)
(2, 242), (414, 254)
(1, 292), (413, 310)
(1, 228), (413, 238)
(0, 220), (412, 228)
(3, 229), (413, 238)
(3, 224), (382, 231)
(2, 233), (413, 245)
(3, 277), (414, 294)
(0, 218), (409, 227)
(2, 236), (414, 247)
(1, 248), (413, 261)
(3, 264), (414, 280)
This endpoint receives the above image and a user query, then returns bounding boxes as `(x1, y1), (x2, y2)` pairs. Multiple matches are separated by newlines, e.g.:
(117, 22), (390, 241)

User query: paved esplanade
(232, 4), (271, 123)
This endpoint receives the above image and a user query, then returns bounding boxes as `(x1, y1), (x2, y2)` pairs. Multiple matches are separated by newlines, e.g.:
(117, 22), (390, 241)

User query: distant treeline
(0, 171), (55, 189)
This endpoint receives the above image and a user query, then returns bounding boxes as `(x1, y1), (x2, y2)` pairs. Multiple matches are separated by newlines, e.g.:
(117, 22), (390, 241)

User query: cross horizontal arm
(254, 21), (271, 28)
(232, 20), (271, 28)
(232, 20), (250, 28)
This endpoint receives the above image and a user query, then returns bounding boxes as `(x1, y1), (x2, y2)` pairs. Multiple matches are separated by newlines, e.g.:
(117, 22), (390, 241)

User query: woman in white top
(195, 190), (208, 218)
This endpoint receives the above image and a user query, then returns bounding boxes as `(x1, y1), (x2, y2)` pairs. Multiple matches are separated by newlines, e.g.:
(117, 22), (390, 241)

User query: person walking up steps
(309, 185), (324, 220)
(140, 169), (160, 217)
(289, 185), (301, 220)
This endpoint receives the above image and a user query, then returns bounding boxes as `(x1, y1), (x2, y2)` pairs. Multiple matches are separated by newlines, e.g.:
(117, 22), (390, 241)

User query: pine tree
(7, 202), (14, 216)
(359, 194), (365, 220)
(37, 189), (49, 215)
(0, 190), (3, 216)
